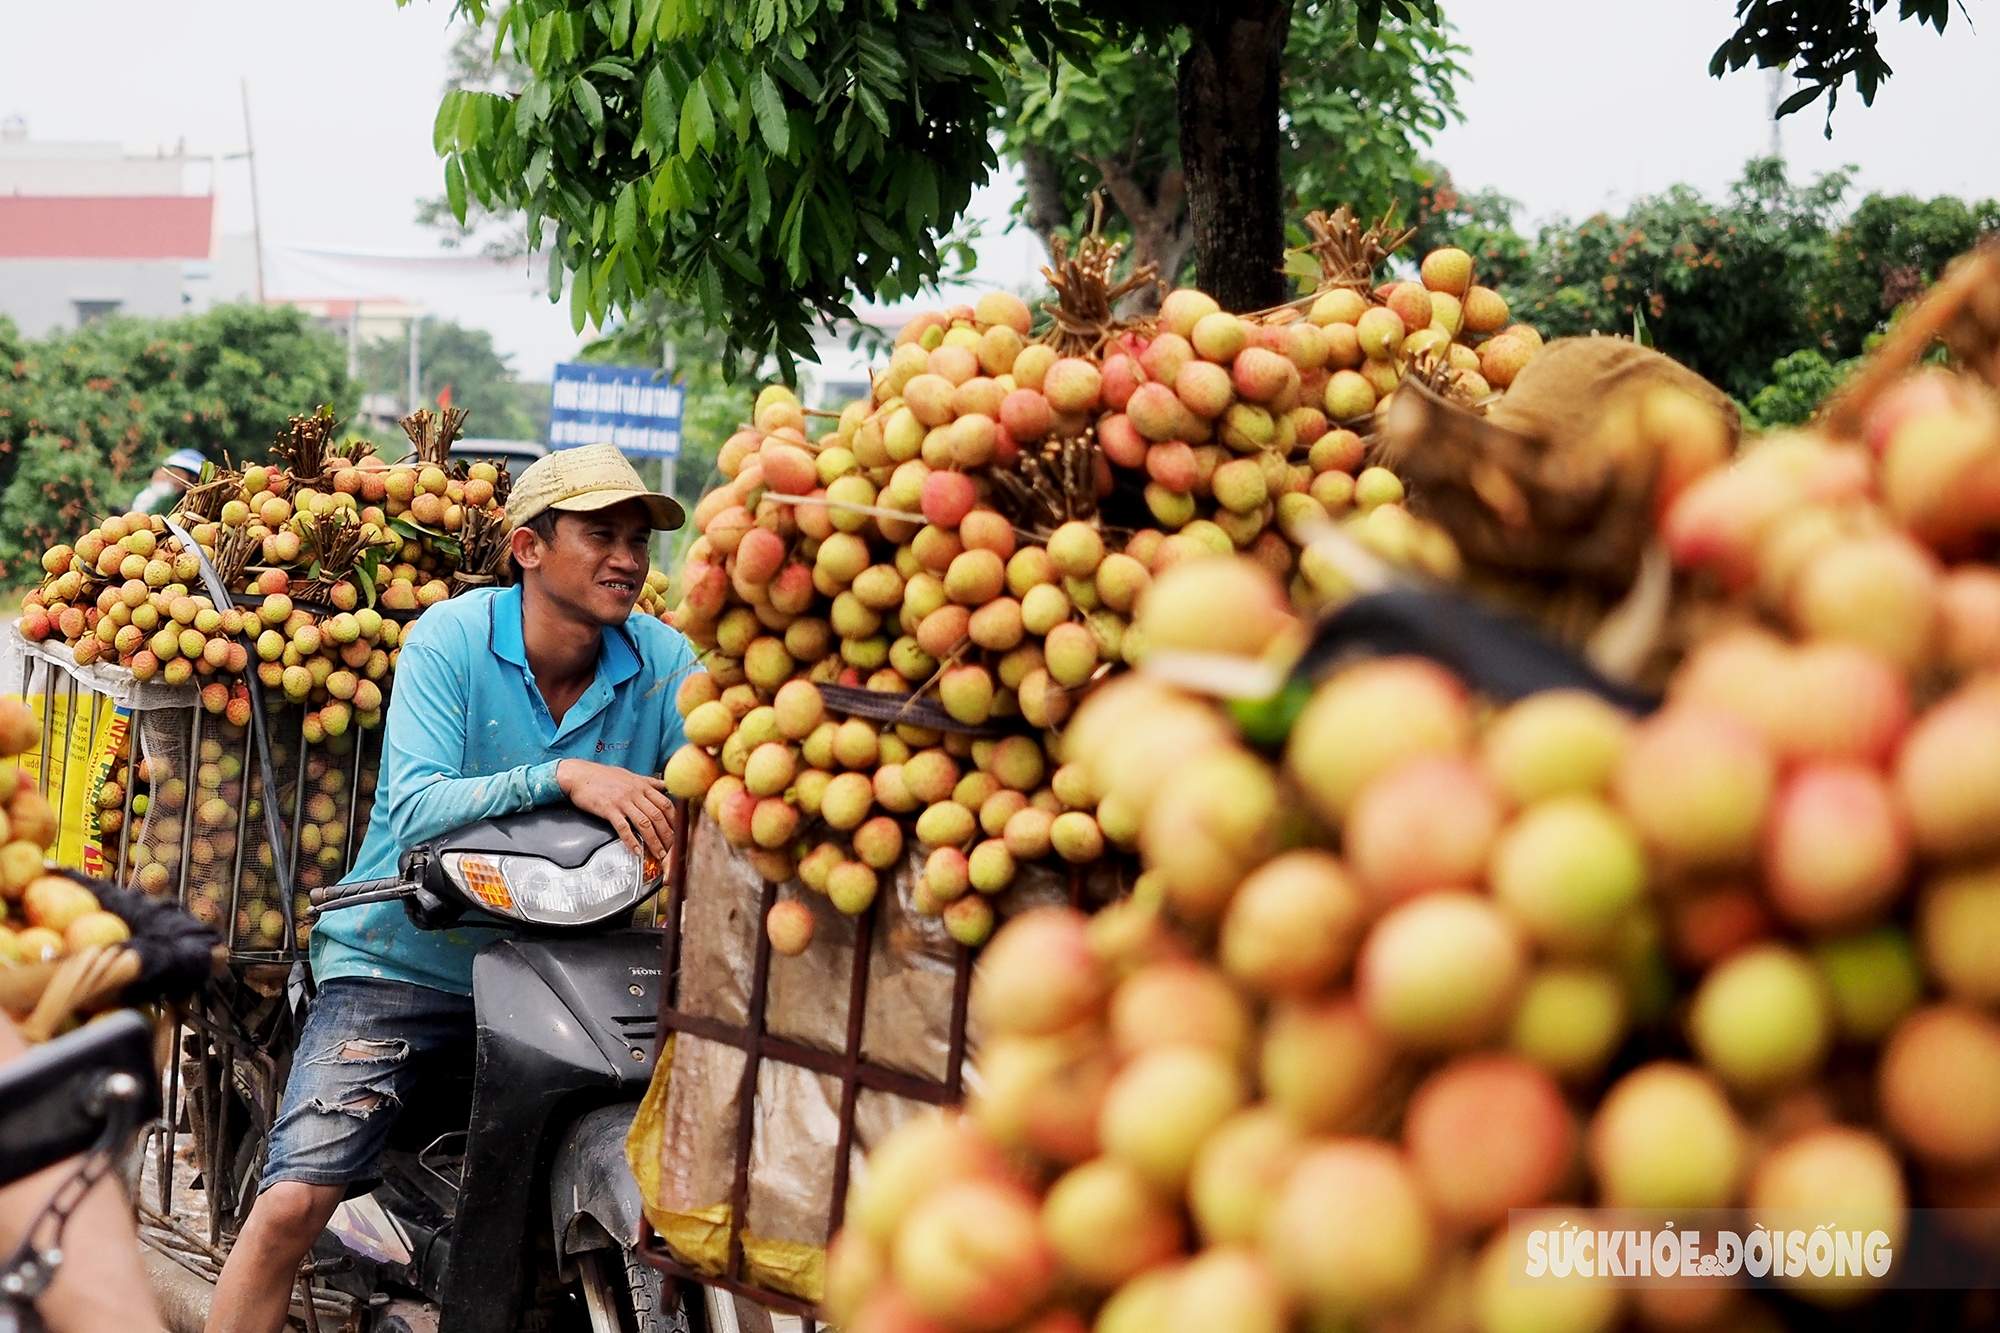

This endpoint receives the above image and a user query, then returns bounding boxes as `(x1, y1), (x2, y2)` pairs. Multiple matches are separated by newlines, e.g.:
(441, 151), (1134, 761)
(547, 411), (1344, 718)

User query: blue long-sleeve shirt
(310, 583), (698, 995)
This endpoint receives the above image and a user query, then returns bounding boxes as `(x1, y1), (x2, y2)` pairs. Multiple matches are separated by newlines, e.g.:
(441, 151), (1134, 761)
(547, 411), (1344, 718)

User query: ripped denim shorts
(259, 977), (475, 1194)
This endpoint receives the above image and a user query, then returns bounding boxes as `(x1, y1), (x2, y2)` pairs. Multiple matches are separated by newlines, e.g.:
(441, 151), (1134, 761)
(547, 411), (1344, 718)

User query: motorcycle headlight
(442, 842), (663, 926)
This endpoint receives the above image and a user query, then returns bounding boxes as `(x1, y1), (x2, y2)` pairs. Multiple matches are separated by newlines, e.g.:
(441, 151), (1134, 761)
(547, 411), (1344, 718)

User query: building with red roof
(0, 128), (254, 333)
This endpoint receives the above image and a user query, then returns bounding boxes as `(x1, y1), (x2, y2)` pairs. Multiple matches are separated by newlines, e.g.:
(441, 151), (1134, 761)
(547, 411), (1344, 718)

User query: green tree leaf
(745, 152), (772, 239)
(529, 12), (555, 71)
(445, 154), (469, 224)
(702, 61), (738, 134)
(648, 162), (680, 215)
(696, 256), (724, 324)
(433, 89), (464, 155)
(456, 89), (482, 152)
(679, 77), (712, 157)
(573, 76), (605, 132)
(633, 0), (663, 55)
(614, 179), (640, 249)
(769, 48), (822, 100)
(641, 65), (677, 159)
(749, 69), (790, 156)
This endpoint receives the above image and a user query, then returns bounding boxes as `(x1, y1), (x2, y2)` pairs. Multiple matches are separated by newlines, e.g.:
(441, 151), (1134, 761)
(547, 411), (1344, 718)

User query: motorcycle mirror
(0, 1011), (159, 1185)
(404, 885), (465, 932)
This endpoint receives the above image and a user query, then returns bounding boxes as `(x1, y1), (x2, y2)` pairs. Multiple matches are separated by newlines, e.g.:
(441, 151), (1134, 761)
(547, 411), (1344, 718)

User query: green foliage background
(0, 305), (352, 580)
(1419, 160), (2000, 417)
(413, 16), (755, 545)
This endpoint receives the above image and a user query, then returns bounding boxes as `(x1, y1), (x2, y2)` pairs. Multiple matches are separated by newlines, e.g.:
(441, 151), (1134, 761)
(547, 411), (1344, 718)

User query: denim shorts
(259, 977), (475, 1194)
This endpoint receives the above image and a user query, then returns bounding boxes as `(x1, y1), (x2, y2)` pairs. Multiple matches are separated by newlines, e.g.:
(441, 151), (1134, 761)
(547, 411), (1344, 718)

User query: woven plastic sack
(1379, 337), (1740, 590)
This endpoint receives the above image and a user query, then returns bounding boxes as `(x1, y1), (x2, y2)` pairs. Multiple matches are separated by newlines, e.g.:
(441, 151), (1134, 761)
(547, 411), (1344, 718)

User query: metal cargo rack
(633, 806), (1092, 1329)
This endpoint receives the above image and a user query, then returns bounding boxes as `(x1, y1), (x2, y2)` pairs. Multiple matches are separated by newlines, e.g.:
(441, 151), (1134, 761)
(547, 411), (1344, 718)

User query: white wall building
(0, 124), (257, 334)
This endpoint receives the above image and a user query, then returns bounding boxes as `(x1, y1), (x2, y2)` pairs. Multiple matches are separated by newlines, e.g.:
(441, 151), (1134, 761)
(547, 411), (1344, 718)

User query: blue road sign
(549, 362), (683, 458)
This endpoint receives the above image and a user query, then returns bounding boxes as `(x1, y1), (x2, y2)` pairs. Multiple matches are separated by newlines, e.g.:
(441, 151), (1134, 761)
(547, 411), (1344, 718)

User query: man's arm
(374, 635), (679, 862)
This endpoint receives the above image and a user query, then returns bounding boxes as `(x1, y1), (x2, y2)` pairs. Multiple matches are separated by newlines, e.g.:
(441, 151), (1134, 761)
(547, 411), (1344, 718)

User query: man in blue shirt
(208, 444), (697, 1333)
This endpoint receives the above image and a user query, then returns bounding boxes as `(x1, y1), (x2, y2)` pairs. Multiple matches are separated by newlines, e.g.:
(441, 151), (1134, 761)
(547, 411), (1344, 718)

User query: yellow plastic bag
(626, 1035), (828, 1304)
(10, 688), (123, 872)
(77, 705), (130, 879)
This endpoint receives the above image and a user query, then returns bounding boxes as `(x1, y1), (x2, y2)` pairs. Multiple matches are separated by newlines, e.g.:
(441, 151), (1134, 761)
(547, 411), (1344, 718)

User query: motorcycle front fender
(548, 1102), (646, 1279)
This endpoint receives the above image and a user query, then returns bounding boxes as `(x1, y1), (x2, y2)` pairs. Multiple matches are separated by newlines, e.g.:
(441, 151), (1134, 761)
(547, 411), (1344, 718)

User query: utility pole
(661, 339), (678, 499)
(407, 315), (423, 415)
(240, 78), (266, 303)
(657, 340), (678, 570)
(1767, 66), (1786, 162)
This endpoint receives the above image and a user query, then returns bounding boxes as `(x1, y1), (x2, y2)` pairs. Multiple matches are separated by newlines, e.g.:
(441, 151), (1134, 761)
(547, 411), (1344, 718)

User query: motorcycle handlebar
(308, 876), (418, 913)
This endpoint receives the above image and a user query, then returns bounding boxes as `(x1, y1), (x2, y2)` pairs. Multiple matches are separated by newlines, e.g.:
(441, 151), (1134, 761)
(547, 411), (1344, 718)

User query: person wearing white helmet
(129, 448), (209, 516)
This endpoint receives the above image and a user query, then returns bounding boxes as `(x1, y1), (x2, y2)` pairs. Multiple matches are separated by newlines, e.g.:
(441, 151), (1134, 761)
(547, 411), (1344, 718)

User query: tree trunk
(1178, 0), (1294, 312)
(1017, 143), (1071, 262)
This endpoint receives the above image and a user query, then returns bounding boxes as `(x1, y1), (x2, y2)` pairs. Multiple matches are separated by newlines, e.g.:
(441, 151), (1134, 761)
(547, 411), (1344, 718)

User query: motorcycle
(307, 802), (731, 1333)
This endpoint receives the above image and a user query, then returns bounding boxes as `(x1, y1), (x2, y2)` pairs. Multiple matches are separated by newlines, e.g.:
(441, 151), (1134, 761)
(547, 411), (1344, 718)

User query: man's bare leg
(204, 1181), (344, 1333)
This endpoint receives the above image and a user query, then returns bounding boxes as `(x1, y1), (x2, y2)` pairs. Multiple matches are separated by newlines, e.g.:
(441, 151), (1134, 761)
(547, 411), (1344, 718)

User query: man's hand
(557, 759), (678, 862)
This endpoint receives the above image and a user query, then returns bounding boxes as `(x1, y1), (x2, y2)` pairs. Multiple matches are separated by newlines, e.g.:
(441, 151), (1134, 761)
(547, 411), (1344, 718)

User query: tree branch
(1017, 143), (1071, 261)
(1092, 159), (1160, 250)
(1093, 156), (1186, 311)
(1156, 167), (1186, 224)
(1153, 231), (1195, 293)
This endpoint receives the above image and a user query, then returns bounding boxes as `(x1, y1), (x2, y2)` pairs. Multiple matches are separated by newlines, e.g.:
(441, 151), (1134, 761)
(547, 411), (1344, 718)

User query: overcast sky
(1429, 1), (2000, 226)
(1, 0), (1995, 382)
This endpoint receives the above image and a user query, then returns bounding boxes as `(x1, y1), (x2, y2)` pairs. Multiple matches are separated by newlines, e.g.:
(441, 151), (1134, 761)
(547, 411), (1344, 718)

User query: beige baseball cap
(505, 443), (684, 532)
